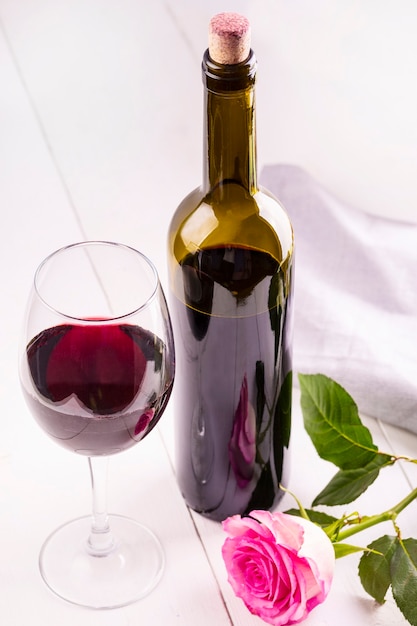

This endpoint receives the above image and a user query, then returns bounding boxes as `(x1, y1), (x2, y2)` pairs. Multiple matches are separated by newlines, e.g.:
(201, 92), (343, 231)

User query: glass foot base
(39, 514), (165, 609)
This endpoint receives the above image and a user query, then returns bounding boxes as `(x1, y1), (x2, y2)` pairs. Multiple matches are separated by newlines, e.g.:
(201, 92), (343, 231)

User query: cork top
(208, 13), (251, 65)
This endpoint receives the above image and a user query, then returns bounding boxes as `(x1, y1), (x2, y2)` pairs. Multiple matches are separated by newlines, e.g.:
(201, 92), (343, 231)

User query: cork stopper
(208, 13), (251, 65)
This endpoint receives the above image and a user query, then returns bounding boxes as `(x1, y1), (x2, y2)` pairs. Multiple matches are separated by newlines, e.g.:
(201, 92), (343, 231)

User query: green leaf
(312, 454), (394, 506)
(298, 373), (378, 470)
(391, 538), (417, 625)
(358, 535), (398, 604)
(334, 543), (367, 558)
(285, 508), (338, 527)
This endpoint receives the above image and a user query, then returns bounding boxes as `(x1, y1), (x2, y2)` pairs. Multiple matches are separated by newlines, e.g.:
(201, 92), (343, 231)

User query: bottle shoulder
(168, 184), (293, 266)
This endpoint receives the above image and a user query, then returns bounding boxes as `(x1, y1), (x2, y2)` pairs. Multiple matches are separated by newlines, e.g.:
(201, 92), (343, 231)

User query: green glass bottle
(167, 13), (294, 521)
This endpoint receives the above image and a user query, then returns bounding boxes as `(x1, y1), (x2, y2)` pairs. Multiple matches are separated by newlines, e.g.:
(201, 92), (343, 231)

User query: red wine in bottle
(167, 13), (294, 521)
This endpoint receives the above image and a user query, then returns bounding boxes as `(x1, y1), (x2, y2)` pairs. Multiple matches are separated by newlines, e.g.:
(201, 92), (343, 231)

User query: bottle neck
(202, 50), (258, 196)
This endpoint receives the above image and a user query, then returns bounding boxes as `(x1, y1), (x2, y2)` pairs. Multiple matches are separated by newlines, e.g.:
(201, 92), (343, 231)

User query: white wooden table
(1, 2), (416, 624)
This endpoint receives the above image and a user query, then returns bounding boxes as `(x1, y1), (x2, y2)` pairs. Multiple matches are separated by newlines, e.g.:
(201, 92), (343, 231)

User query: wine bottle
(167, 13), (294, 521)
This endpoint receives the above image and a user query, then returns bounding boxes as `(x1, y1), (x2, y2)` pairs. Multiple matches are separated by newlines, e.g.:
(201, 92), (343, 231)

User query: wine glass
(19, 241), (175, 609)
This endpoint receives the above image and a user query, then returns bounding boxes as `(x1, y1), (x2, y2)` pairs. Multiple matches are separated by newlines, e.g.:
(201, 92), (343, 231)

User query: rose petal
(223, 514), (276, 542)
(250, 510), (305, 552)
(296, 515), (335, 602)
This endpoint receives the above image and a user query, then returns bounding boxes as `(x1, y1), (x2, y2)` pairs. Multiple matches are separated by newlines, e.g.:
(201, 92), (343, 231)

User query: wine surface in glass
(25, 323), (173, 455)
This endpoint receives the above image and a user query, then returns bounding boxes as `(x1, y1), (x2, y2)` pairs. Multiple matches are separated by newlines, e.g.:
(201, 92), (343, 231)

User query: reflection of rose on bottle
(134, 408), (155, 437)
(228, 375), (256, 488)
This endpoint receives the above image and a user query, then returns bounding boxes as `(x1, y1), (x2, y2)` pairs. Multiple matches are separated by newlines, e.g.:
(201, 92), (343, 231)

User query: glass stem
(86, 455), (115, 556)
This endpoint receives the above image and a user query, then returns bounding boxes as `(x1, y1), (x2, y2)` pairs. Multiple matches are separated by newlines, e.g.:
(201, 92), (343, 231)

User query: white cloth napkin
(260, 164), (417, 433)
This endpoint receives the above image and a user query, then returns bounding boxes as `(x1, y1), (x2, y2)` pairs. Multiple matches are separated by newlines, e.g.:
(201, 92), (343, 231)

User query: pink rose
(222, 510), (335, 626)
(228, 375), (257, 487)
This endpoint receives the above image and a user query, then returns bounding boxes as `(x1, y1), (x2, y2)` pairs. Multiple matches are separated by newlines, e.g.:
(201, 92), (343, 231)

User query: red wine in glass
(25, 323), (173, 455)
